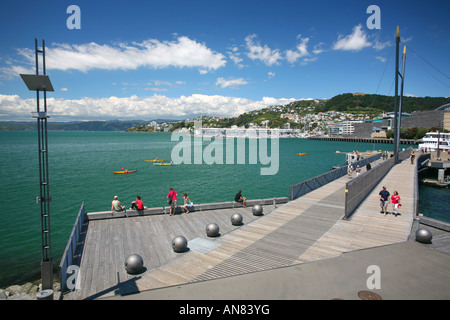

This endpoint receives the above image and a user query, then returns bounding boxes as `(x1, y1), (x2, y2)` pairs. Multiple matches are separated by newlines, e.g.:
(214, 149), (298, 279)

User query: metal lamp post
(20, 39), (54, 299)
(393, 27), (407, 164)
(393, 27), (400, 164)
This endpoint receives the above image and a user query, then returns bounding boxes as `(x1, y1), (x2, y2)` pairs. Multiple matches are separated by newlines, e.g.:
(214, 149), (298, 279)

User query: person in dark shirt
(379, 186), (390, 216)
(366, 161), (372, 171)
(235, 190), (246, 208)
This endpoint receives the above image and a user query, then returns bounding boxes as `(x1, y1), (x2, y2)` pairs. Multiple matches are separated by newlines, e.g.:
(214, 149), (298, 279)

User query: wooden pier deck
(66, 156), (417, 300)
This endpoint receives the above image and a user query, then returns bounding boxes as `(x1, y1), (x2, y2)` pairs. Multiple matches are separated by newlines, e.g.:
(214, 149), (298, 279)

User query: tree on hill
(321, 93), (450, 113)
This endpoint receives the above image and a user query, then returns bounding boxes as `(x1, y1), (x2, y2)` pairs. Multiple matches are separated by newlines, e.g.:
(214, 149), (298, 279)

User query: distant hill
(318, 93), (450, 113)
(2, 93), (448, 132)
(0, 120), (149, 131)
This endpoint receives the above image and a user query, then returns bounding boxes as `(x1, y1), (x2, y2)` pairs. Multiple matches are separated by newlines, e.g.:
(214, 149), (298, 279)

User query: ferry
(418, 132), (450, 152)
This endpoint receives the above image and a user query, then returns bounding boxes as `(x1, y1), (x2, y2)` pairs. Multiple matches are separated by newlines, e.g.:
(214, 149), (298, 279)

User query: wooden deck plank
(66, 157), (419, 300)
(68, 204), (280, 298)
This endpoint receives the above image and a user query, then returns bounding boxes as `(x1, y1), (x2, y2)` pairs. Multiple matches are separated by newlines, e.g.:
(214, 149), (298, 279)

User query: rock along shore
(0, 282), (61, 300)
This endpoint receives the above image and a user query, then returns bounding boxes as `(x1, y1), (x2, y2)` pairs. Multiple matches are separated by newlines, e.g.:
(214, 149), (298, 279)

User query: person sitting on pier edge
(111, 195), (125, 214)
(182, 193), (193, 214)
(131, 195), (144, 210)
(366, 161), (372, 171)
(235, 190), (246, 208)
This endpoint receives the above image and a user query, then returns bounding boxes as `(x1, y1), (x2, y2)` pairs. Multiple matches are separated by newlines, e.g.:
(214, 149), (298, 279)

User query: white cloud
(375, 56), (386, 63)
(145, 80), (185, 90)
(228, 46), (245, 69)
(373, 40), (391, 51)
(312, 42), (326, 55)
(0, 64), (34, 80)
(0, 93), (298, 121)
(245, 34), (282, 66)
(300, 57), (318, 65)
(146, 88), (168, 92)
(333, 24), (372, 51)
(402, 36), (413, 44)
(229, 53), (243, 66)
(0, 94), (35, 119)
(1, 36), (227, 77)
(215, 77), (248, 89)
(286, 36), (310, 63)
(151, 80), (173, 86)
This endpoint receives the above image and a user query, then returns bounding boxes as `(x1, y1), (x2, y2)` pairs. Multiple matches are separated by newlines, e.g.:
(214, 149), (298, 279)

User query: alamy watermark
(67, 5), (81, 30)
(66, 5), (380, 31)
(170, 120), (279, 175)
(66, 265), (81, 291)
(366, 264), (381, 290)
(366, 5), (381, 30)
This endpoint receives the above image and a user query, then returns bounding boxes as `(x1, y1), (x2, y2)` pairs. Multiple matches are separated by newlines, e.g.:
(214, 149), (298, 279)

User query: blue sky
(1, 0), (449, 121)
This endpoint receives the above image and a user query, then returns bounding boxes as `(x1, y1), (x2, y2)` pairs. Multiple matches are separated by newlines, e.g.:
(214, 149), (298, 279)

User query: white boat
(418, 132), (450, 152)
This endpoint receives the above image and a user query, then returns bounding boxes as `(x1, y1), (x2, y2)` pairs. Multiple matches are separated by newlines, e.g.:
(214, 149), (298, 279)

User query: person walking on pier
(379, 186), (390, 216)
(410, 150), (415, 164)
(391, 191), (401, 217)
(347, 163), (353, 178)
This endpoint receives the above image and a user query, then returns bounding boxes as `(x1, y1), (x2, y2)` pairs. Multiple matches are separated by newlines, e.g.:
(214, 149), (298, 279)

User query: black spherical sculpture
(231, 213), (243, 226)
(206, 223), (220, 237)
(125, 254), (144, 274)
(252, 204), (263, 216)
(415, 228), (433, 244)
(172, 235), (188, 252)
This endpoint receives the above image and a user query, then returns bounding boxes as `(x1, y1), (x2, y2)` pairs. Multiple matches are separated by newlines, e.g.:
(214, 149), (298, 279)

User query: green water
(0, 131), (445, 287)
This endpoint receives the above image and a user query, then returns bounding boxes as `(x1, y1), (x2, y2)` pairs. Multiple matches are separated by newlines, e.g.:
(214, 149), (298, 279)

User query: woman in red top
(391, 191), (401, 217)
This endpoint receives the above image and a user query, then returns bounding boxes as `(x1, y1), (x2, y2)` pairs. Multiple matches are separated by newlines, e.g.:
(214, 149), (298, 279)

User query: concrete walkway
(106, 241), (450, 300)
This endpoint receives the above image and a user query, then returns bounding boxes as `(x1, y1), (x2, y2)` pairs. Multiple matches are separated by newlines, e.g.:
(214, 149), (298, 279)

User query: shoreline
(0, 278), (62, 300)
(307, 135), (419, 145)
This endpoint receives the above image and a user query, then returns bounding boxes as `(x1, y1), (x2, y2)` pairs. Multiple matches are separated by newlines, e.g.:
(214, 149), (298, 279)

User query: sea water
(0, 130), (447, 287)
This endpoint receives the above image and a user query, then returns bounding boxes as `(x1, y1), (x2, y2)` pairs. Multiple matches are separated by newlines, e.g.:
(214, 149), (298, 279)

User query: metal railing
(414, 153), (430, 216)
(59, 202), (86, 293)
(344, 148), (412, 219)
(290, 153), (382, 200)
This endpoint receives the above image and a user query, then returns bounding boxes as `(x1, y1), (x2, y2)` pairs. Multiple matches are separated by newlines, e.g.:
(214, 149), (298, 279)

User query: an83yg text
(179, 304), (270, 317)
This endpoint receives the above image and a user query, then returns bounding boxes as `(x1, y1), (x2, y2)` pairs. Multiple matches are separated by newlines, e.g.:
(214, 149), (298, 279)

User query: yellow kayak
(145, 159), (164, 162)
(154, 162), (174, 166)
(113, 170), (137, 174)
